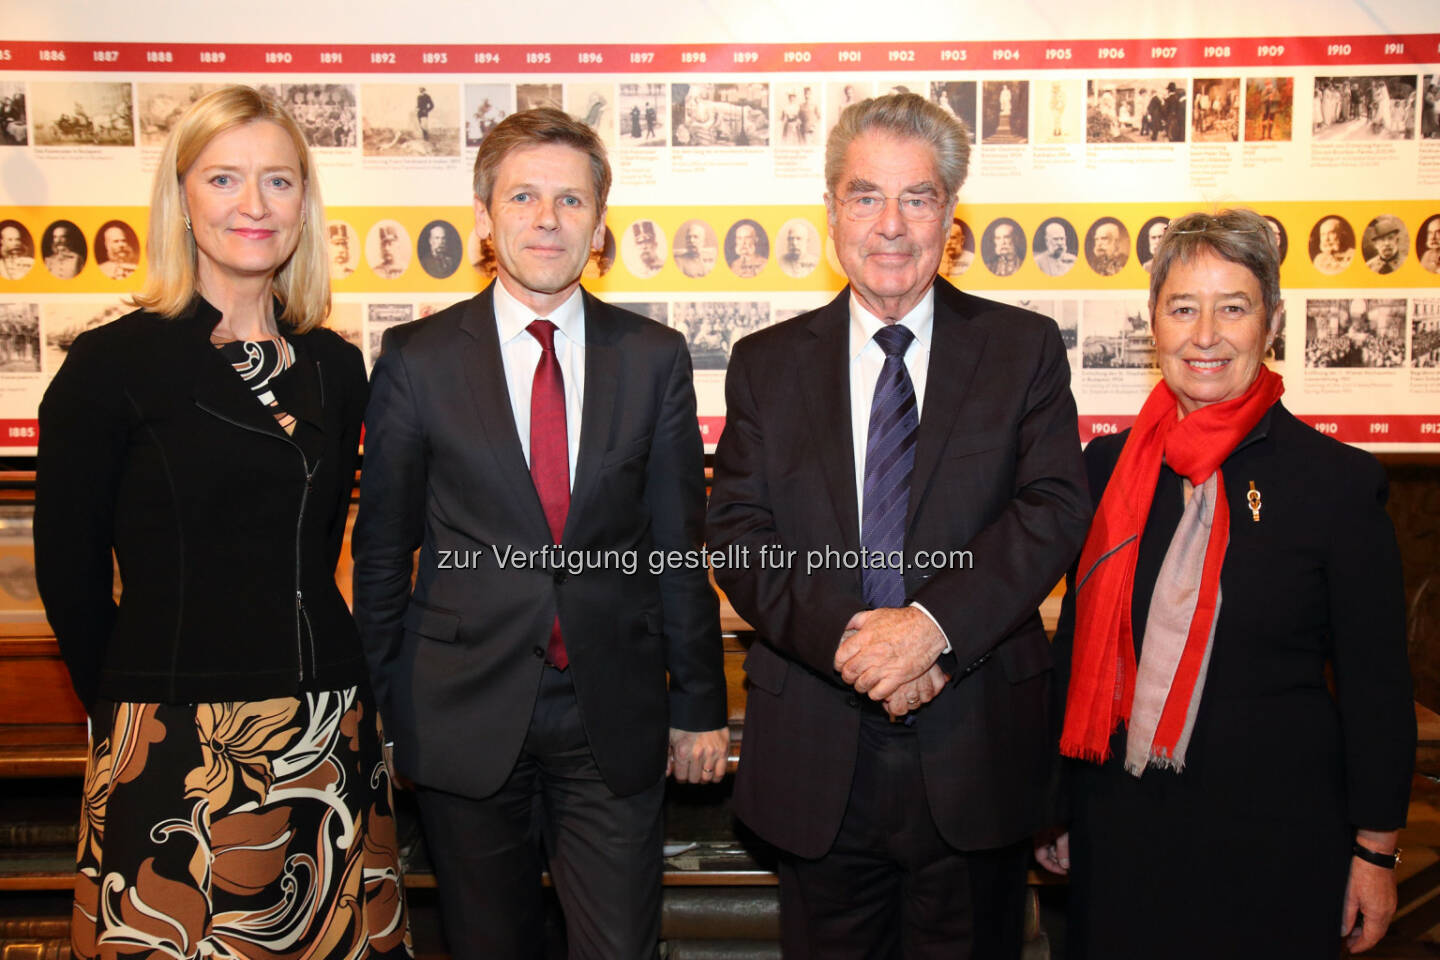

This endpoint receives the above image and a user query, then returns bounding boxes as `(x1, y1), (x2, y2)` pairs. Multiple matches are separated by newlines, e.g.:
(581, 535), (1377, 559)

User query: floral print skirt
(72, 688), (412, 959)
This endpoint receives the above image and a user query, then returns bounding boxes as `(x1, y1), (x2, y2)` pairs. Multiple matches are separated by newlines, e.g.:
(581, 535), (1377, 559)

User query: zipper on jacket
(195, 400), (319, 685)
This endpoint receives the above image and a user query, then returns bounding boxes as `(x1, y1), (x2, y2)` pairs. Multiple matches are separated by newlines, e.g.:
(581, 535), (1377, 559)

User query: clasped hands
(834, 606), (949, 718)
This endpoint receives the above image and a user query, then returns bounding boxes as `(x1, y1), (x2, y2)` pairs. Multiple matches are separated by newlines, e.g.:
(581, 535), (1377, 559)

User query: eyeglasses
(835, 193), (947, 223)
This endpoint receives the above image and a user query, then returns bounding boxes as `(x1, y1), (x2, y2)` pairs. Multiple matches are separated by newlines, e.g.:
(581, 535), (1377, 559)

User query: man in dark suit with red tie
(353, 108), (728, 959)
(707, 93), (1090, 958)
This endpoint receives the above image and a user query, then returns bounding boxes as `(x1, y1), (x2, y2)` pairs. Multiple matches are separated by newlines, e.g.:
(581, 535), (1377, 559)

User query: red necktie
(527, 319), (570, 669)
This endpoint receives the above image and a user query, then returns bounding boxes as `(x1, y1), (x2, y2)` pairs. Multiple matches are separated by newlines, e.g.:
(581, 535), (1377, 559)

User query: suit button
(553, 570), (567, 585)
(847, 695), (860, 708)
(533, 646), (545, 659)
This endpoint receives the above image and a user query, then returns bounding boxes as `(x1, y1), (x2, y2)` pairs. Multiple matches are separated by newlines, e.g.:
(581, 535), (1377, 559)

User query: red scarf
(1060, 368), (1284, 764)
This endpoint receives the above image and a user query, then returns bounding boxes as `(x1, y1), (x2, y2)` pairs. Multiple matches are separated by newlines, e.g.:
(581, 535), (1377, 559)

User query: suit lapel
(906, 279), (988, 535)
(800, 293), (860, 552)
(565, 291), (618, 539)
(458, 286), (552, 542)
(186, 301), (294, 441)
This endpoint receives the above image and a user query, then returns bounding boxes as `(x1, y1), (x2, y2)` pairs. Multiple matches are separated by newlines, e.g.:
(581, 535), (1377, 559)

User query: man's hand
(834, 606), (947, 702)
(883, 662), (950, 718)
(667, 727), (730, 784)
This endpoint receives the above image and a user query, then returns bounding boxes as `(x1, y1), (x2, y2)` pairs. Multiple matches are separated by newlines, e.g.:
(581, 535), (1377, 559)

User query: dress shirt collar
(847, 287), (935, 362)
(493, 279), (586, 347)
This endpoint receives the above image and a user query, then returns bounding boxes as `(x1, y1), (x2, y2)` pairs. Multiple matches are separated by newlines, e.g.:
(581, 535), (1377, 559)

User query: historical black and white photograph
(1003, 298), (1078, 364)
(981, 218), (1026, 277)
(465, 83), (512, 146)
(672, 83), (770, 147)
(608, 301), (667, 325)
(43, 301), (125, 372)
(671, 301), (770, 369)
(940, 217), (976, 277)
(0, 221), (35, 281)
(366, 220), (412, 279)
(31, 81), (134, 146)
(516, 83), (562, 112)
(325, 302), (363, 352)
(1309, 215), (1357, 275)
(618, 83), (666, 147)
(41, 220), (87, 279)
(1263, 215), (1289, 265)
(367, 303), (414, 365)
(725, 220), (770, 279)
(621, 219), (666, 279)
(328, 222), (358, 280)
(1418, 214), (1440, 274)
(280, 84), (357, 148)
(776, 218), (821, 279)
(1423, 75), (1440, 139)
(1032, 217), (1079, 278)
(1312, 76), (1416, 141)
(417, 219), (463, 279)
(672, 219), (718, 279)
(1361, 214), (1409, 274)
(775, 83), (821, 146)
(0, 304), (40, 372)
(1082, 301), (1155, 369)
(1305, 298), (1405, 368)
(1085, 217), (1131, 277)
(1191, 78), (1240, 141)
(1244, 77), (1293, 141)
(1137, 216), (1171, 273)
(362, 83), (459, 157)
(981, 81), (1028, 143)
(0, 82), (25, 146)
(94, 220), (139, 280)
(137, 83), (217, 147)
(567, 82), (615, 147)
(1037, 79), (1083, 143)
(582, 226), (616, 280)
(827, 81), (870, 137)
(1087, 79), (1185, 143)
(1412, 299), (1440, 367)
(927, 82), (978, 143)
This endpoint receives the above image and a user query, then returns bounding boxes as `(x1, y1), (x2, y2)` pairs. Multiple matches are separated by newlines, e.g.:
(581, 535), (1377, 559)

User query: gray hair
(824, 93), (970, 200)
(1148, 209), (1282, 330)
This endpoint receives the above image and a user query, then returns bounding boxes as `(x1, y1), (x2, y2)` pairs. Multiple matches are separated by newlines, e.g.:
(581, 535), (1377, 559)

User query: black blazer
(35, 298), (369, 709)
(707, 278), (1091, 856)
(352, 284), (726, 800)
(1053, 403), (1415, 829)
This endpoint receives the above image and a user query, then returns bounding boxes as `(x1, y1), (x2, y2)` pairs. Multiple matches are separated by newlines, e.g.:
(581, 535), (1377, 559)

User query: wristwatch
(1352, 843), (1401, 869)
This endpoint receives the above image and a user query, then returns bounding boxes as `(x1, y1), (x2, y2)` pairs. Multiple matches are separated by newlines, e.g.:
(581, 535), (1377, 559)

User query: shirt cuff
(909, 602), (951, 654)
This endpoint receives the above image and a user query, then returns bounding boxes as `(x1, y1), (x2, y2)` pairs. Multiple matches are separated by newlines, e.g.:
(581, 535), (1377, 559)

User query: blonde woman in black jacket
(35, 85), (410, 960)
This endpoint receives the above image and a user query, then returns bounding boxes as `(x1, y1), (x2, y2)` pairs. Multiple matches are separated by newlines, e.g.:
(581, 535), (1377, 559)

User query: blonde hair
(133, 85), (329, 333)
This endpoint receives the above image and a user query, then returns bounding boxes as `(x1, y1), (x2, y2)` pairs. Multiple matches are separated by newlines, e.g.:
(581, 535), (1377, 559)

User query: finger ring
(906, 695), (919, 704)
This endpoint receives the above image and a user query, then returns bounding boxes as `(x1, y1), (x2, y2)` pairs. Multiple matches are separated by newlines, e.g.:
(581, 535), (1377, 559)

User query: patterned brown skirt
(72, 688), (412, 959)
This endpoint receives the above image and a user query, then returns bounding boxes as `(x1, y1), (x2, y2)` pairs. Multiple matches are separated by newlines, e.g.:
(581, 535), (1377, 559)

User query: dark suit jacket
(353, 283), (725, 800)
(707, 278), (1090, 857)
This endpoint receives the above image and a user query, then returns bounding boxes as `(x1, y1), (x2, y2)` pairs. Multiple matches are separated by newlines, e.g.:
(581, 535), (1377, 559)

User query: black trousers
(777, 712), (1029, 959)
(415, 666), (664, 960)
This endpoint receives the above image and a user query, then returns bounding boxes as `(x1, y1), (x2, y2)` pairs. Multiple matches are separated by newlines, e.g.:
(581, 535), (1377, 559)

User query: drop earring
(184, 215), (192, 231)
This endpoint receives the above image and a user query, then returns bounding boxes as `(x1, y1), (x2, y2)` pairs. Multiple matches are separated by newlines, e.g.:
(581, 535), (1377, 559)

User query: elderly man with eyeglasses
(707, 92), (1089, 959)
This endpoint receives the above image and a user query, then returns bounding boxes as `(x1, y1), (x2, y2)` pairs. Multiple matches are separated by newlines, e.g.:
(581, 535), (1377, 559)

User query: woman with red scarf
(1038, 209), (1414, 957)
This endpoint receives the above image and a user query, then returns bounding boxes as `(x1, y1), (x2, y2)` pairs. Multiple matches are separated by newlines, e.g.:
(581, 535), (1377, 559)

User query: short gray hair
(824, 93), (970, 200)
(1148, 209), (1282, 330)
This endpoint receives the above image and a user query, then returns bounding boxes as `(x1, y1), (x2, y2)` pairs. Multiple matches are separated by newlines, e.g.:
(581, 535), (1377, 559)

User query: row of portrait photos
(1, 74), (1438, 154)
(3, 210), (1438, 284)
(10, 296), (1438, 383)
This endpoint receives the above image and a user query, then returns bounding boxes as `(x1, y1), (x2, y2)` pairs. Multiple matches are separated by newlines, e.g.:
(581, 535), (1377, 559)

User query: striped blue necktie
(861, 324), (918, 609)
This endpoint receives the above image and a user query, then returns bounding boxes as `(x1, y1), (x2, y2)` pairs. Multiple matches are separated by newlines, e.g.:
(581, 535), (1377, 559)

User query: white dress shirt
(493, 279), (586, 489)
(846, 288), (949, 648)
